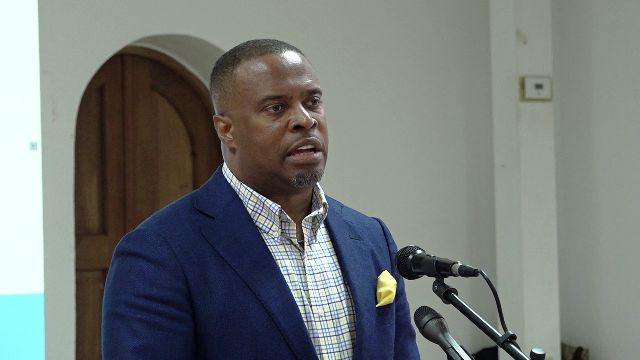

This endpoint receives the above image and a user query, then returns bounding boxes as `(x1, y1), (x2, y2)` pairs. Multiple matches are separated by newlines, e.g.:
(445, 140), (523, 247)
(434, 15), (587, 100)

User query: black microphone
(395, 245), (479, 280)
(414, 306), (475, 360)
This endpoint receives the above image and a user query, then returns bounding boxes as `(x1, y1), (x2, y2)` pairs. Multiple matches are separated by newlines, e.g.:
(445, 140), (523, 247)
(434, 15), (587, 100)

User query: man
(102, 39), (420, 360)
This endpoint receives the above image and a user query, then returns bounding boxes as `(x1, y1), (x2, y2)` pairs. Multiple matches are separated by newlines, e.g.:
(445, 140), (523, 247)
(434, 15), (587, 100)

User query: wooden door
(74, 47), (221, 359)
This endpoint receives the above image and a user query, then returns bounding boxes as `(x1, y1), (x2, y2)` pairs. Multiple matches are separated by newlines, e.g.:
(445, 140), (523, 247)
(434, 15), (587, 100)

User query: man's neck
(223, 162), (316, 224)
(267, 189), (313, 225)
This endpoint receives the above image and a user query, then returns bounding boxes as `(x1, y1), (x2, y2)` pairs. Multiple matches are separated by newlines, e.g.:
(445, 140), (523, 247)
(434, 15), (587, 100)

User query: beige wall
(553, 0), (640, 358)
(39, 1), (496, 359)
(40, 0), (640, 358)
(490, 1), (561, 358)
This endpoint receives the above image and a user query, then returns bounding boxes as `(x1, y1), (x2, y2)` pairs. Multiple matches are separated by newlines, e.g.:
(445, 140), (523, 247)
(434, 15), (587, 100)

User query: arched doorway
(74, 46), (221, 359)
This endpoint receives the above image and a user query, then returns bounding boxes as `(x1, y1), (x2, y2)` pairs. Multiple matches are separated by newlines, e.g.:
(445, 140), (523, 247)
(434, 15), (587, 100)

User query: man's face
(220, 51), (328, 196)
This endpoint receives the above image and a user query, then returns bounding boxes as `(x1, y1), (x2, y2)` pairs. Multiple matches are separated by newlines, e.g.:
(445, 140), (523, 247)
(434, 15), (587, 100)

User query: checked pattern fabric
(222, 164), (356, 359)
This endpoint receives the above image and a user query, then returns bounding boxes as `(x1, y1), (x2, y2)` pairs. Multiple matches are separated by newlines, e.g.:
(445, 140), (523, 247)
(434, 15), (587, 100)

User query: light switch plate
(520, 76), (552, 101)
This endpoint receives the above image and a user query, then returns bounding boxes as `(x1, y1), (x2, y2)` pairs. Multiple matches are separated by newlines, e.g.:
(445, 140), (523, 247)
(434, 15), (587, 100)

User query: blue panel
(0, 294), (44, 360)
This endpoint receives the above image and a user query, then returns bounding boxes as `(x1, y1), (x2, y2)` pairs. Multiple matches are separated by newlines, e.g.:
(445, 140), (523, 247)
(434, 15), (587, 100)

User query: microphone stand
(432, 278), (546, 360)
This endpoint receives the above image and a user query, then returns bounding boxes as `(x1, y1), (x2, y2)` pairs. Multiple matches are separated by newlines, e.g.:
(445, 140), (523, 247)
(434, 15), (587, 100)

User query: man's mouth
(285, 138), (324, 164)
(286, 137), (323, 156)
(288, 144), (318, 156)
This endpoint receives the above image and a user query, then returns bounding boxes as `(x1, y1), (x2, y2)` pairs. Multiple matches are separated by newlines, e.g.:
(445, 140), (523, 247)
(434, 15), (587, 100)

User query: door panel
(156, 93), (194, 206)
(75, 48), (220, 359)
(76, 271), (107, 360)
(76, 56), (124, 271)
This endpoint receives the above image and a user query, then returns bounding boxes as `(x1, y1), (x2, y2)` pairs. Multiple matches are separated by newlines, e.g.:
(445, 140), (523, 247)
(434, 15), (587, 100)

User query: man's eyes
(306, 97), (323, 108)
(263, 97), (322, 114)
(264, 104), (286, 113)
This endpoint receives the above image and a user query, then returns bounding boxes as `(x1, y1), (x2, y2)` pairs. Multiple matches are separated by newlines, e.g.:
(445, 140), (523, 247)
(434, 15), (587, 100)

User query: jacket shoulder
(327, 196), (386, 228)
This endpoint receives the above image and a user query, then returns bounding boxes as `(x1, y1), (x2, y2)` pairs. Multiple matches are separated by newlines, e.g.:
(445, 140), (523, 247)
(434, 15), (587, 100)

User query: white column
(490, 1), (561, 359)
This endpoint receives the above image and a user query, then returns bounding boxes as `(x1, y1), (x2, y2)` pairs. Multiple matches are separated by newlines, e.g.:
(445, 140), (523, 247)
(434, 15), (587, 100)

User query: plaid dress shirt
(222, 164), (356, 359)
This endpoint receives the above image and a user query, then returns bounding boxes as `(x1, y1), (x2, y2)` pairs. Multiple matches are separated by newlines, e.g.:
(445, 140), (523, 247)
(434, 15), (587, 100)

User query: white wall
(553, 0), (640, 358)
(0, 1), (45, 358)
(39, 1), (495, 358)
(491, 1), (561, 358)
(133, 34), (225, 85)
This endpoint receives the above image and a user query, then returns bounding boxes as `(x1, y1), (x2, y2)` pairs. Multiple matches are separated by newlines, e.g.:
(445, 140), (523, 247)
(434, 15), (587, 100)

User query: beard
(289, 169), (324, 189)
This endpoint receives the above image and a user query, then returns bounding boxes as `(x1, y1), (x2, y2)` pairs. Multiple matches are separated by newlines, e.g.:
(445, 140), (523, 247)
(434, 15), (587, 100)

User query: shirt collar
(222, 163), (329, 239)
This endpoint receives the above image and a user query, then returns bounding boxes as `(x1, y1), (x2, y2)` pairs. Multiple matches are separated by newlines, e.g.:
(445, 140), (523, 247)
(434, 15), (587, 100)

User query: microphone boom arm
(432, 278), (542, 360)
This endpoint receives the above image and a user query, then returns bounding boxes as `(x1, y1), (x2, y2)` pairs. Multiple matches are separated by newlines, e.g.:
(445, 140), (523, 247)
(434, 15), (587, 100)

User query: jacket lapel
(325, 199), (376, 360)
(193, 169), (318, 360)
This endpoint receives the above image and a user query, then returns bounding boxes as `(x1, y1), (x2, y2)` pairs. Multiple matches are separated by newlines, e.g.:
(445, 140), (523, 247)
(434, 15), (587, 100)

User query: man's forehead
(223, 55), (319, 108)
(234, 52), (316, 83)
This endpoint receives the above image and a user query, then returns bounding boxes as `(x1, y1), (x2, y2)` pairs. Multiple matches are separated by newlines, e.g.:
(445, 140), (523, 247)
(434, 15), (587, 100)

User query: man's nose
(289, 104), (317, 131)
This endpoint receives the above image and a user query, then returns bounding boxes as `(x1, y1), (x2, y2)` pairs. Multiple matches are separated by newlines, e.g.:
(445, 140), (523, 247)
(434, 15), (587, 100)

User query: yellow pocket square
(375, 270), (397, 307)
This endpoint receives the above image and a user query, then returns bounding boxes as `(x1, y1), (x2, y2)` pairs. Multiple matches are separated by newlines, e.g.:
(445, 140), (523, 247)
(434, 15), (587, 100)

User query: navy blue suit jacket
(102, 167), (420, 359)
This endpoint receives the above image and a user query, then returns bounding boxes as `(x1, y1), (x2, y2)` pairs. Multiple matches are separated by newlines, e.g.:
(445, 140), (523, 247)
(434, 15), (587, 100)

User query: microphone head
(414, 305), (444, 330)
(413, 306), (450, 348)
(395, 245), (425, 280)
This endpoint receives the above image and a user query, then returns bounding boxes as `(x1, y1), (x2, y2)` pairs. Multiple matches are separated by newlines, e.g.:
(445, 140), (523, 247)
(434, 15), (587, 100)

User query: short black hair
(209, 39), (306, 115)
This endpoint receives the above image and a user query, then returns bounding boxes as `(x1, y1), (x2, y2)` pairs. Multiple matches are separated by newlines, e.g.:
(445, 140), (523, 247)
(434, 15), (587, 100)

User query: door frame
(118, 45), (213, 112)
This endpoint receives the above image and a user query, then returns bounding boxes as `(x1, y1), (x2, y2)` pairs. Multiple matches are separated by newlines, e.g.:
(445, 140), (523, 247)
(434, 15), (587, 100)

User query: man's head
(210, 39), (306, 115)
(210, 39), (328, 198)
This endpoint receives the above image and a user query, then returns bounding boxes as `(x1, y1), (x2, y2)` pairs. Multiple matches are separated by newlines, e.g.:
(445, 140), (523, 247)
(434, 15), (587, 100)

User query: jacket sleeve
(375, 218), (422, 360)
(102, 228), (195, 360)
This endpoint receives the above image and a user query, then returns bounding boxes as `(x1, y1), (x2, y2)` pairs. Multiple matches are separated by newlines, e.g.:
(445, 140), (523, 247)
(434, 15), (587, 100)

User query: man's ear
(213, 115), (236, 150)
